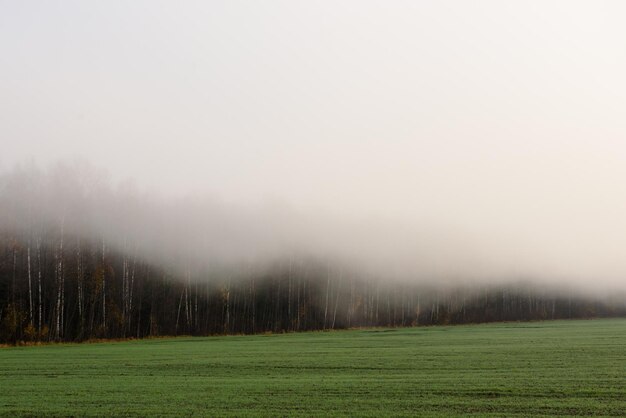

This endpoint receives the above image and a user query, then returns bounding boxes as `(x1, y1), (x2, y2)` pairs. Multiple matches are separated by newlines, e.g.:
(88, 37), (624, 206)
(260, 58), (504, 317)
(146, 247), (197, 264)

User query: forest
(2, 231), (625, 343)
(1, 165), (625, 343)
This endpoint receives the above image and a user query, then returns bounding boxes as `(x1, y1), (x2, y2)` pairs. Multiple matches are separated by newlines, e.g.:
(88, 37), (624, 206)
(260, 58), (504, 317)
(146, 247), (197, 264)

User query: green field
(1, 319), (625, 417)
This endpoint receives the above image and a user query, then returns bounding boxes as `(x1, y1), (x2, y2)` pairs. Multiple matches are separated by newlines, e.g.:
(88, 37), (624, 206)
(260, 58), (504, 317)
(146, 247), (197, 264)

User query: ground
(1, 318), (625, 416)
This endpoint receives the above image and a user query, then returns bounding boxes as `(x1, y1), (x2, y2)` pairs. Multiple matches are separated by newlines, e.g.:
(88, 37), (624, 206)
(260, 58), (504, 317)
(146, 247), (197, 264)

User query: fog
(1, 160), (624, 296)
(2, 2), (626, 293)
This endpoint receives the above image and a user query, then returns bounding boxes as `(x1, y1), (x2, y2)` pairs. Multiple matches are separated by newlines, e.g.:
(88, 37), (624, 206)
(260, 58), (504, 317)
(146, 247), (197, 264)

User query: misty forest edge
(2, 165), (626, 343)
(2, 232), (625, 344)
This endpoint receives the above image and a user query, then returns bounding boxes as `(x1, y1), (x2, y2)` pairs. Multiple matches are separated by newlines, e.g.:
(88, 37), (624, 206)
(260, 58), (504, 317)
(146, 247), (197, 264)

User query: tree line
(2, 230), (625, 344)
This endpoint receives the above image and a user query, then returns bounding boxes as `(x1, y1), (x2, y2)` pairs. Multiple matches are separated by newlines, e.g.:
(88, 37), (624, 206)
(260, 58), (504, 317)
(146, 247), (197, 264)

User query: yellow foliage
(23, 324), (37, 341)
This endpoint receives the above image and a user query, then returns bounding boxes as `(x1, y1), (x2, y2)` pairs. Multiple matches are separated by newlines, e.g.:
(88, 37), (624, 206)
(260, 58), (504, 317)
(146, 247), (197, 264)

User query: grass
(1, 319), (625, 417)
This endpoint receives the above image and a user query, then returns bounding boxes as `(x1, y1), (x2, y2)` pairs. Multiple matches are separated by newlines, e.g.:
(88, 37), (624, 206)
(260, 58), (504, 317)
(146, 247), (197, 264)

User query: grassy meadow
(1, 319), (625, 416)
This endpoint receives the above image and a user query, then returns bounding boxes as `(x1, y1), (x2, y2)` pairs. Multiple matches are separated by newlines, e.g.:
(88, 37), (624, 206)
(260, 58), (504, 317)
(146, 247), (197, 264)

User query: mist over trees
(1, 162), (625, 343)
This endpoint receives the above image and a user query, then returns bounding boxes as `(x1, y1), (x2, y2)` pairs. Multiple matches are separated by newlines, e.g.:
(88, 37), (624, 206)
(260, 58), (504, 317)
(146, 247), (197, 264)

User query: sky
(2, 1), (626, 288)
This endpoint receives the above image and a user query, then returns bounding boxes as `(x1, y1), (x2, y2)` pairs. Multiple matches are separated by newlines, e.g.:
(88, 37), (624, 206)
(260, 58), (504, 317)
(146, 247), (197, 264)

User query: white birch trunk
(36, 237), (42, 333)
(27, 241), (33, 326)
(323, 265), (330, 330)
(76, 237), (83, 327)
(102, 239), (106, 329)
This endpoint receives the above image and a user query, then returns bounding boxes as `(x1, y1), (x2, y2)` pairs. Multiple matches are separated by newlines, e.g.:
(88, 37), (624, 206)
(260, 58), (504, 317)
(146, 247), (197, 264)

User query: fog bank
(1, 161), (625, 295)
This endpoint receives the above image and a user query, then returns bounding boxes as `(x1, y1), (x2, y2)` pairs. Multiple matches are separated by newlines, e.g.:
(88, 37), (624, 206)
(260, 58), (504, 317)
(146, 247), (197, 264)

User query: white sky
(2, 1), (626, 285)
